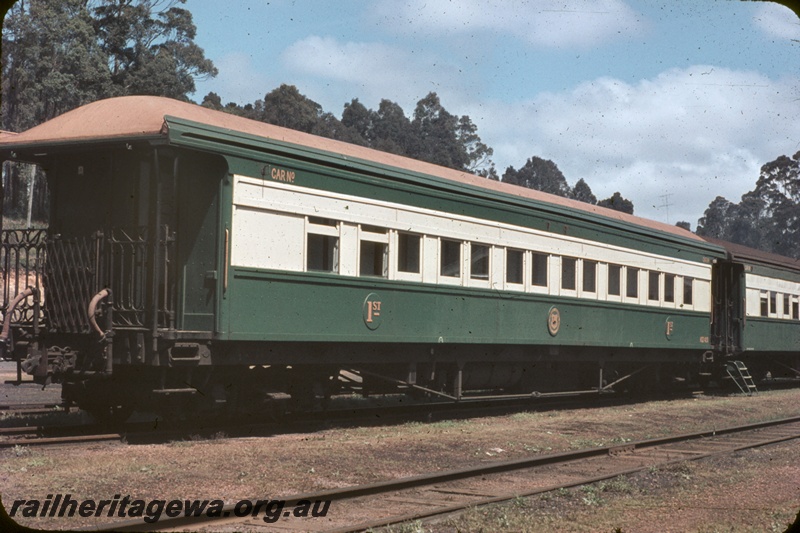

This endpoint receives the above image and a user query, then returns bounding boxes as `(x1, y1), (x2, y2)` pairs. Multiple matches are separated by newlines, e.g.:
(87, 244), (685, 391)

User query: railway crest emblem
(547, 307), (561, 336)
(363, 293), (383, 330)
(665, 317), (674, 340)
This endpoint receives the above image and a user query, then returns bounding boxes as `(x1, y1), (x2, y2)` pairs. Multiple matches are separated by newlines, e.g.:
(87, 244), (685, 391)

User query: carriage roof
(0, 95), (713, 247)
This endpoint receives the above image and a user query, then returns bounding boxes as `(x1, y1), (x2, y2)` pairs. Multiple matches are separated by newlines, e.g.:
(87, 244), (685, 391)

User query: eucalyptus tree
(92, 0), (217, 99)
(598, 192), (635, 214)
(502, 157), (571, 198)
(571, 178), (598, 205)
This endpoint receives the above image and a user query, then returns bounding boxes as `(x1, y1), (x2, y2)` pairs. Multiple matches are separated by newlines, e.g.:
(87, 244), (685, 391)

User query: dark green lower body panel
(220, 269), (710, 358)
(742, 318), (800, 353)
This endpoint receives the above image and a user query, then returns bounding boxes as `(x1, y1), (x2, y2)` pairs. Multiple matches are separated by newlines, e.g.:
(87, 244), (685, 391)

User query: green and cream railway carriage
(0, 96), (796, 418)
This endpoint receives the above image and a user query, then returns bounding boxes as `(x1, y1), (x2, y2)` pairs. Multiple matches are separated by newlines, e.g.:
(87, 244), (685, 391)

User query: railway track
(0, 390), (680, 450)
(0, 402), (68, 416)
(0, 388), (775, 450)
(93, 415), (800, 532)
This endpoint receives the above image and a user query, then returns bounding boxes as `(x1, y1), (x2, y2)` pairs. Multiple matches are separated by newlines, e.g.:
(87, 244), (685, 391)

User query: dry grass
(435, 445), (800, 533)
(2, 389), (800, 531)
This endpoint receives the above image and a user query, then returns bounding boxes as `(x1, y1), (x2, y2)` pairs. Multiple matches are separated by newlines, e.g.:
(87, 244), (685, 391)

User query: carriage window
(506, 249), (524, 285)
(760, 292), (769, 317)
(440, 239), (461, 278)
(307, 217), (340, 272)
(683, 277), (693, 305)
(608, 264), (621, 296)
(648, 271), (660, 301)
(583, 260), (597, 293)
(561, 257), (576, 291)
(360, 241), (387, 277)
(769, 291), (777, 315)
(307, 234), (339, 272)
(783, 294), (790, 316)
(626, 267), (639, 298)
(470, 243), (490, 280)
(664, 274), (675, 303)
(397, 232), (421, 273)
(360, 225), (388, 277)
(792, 297), (799, 320)
(531, 252), (548, 287)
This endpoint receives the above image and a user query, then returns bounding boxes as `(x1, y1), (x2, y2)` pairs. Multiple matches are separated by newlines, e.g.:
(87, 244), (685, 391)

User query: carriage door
(711, 261), (744, 355)
(175, 151), (226, 333)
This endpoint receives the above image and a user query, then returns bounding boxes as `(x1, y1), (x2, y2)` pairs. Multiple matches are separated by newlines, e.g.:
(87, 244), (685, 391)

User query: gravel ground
(1, 383), (799, 532)
(0, 361), (63, 406)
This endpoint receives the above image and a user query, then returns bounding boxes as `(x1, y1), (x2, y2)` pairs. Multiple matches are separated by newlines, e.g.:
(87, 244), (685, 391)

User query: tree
(675, 221), (692, 231)
(598, 192), (634, 214)
(478, 165), (499, 181)
(2, 0), (113, 132)
(341, 98), (372, 145)
(570, 178), (597, 205)
(456, 115), (493, 173)
(93, 0), (217, 99)
(410, 92), (468, 170)
(694, 152), (800, 258)
(2, 0), (218, 221)
(259, 84), (323, 133)
(2, 0), (113, 220)
(370, 99), (414, 156)
(502, 157), (571, 197)
(200, 91), (223, 110)
(696, 196), (736, 239)
(748, 151), (800, 257)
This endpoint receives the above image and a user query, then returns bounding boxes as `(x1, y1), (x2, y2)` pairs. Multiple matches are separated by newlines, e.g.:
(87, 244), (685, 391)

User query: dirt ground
(1, 386), (799, 532)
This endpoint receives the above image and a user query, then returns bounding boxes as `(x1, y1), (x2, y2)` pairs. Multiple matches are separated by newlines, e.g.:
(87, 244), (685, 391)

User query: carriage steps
(726, 360), (758, 396)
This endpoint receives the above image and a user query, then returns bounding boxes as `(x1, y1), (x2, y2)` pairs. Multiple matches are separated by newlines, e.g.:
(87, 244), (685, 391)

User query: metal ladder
(726, 361), (757, 395)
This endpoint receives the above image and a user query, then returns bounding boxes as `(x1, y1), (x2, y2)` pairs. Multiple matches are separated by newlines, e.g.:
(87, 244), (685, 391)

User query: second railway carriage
(0, 95), (789, 420)
(707, 237), (800, 381)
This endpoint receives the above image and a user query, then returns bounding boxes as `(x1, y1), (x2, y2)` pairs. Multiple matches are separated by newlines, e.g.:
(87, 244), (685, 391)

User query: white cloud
(195, 52), (273, 104)
(753, 3), (800, 41)
(280, 36), (463, 110)
(474, 66), (800, 224)
(370, 0), (645, 47)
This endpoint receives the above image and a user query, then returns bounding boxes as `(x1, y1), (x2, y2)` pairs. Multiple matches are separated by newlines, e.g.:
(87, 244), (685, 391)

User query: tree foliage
(93, 0), (217, 98)
(570, 178), (598, 205)
(2, 0), (112, 132)
(2, 0), (217, 220)
(696, 151), (800, 258)
(502, 157), (571, 197)
(211, 88), (493, 174)
(598, 192), (635, 214)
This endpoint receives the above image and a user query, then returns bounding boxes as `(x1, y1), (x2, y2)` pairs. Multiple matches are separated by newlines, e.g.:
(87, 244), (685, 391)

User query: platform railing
(1, 227), (175, 334)
(0, 229), (46, 326)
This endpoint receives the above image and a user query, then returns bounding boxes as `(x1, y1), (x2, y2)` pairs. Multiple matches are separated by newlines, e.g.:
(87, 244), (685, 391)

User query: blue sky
(188, 0), (800, 226)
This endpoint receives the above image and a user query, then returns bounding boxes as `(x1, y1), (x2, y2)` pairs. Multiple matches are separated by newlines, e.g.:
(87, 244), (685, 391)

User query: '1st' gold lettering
(366, 301), (382, 322)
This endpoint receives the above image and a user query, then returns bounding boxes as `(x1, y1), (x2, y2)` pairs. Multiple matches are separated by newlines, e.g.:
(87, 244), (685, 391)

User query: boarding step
(726, 360), (757, 396)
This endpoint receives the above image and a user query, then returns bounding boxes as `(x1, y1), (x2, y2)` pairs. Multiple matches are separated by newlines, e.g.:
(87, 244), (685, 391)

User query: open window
(608, 264), (621, 297)
(359, 225), (388, 278)
(506, 248), (524, 285)
(648, 271), (660, 302)
(531, 252), (548, 288)
(683, 277), (694, 306)
(470, 243), (490, 281)
(561, 256), (577, 291)
(664, 273), (675, 303)
(583, 260), (597, 293)
(626, 267), (639, 299)
(397, 232), (421, 274)
(307, 217), (339, 273)
(440, 239), (462, 278)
